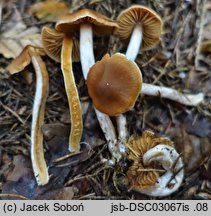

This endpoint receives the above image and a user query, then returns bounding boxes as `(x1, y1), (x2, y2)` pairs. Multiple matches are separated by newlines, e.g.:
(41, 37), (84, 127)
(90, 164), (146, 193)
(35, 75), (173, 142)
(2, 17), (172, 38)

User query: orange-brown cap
(87, 53), (142, 116)
(55, 8), (118, 36)
(6, 45), (45, 74)
(41, 26), (80, 62)
(115, 5), (162, 51)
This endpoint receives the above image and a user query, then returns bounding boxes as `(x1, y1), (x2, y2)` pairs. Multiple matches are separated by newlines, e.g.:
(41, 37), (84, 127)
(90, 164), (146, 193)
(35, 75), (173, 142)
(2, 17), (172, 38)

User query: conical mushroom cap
(55, 8), (118, 36)
(41, 26), (80, 62)
(115, 5), (162, 51)
(87, 53), (142, 116)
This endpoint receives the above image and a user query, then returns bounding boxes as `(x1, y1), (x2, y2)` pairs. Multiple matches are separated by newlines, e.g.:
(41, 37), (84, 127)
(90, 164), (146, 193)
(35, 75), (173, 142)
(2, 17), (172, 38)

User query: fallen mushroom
(41, 26), (83, 153)
(6, 45), (49, 186)
(55, 9), (120, 161)
(126, 130), (184, 197)
(114, 5), (204, 158)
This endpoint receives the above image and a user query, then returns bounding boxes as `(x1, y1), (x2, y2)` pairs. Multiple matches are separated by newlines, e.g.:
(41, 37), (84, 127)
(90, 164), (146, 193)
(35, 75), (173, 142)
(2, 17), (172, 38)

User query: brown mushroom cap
(87, 53), (142, 116)
(41, 26), (80, 62)
(115, 5), (162, 51)
(6, 45), (45, 74)
(55, 8), (118, 36)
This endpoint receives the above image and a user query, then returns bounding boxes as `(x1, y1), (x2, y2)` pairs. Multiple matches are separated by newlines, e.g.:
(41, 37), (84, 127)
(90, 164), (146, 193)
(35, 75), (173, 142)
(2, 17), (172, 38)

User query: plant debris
(0, 0), (211, 200)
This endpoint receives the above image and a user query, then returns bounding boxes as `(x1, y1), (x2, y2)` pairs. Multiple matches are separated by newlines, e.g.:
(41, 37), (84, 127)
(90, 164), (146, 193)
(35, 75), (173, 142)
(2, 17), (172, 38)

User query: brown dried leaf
(29, 0), (69, 21)
(0, 10), (41, 59)
(200, 40), (211, 53)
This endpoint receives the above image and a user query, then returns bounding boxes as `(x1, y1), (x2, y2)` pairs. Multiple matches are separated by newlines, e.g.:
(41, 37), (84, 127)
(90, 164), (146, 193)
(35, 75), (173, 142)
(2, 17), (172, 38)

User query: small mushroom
(7, 45), (49, 186)
(87, 53), (142, 116)
(56, 9), (119, 161)
(42, 26), (83, 153)
(87, 53), (142, 160)
(115, 5), (162, 60)
(126, 130), (184, 197)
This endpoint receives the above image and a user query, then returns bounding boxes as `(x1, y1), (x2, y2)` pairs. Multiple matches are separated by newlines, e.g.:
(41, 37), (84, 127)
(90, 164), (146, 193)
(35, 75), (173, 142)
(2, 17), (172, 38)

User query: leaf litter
(0, 0), (211, 200)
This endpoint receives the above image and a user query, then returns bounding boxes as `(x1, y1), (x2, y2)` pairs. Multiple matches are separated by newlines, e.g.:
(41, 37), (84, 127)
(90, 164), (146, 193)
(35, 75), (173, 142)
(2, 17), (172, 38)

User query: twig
(0, 193), (29, 200)
(195, 0), (207, 68)
(0, 102), (25, 124)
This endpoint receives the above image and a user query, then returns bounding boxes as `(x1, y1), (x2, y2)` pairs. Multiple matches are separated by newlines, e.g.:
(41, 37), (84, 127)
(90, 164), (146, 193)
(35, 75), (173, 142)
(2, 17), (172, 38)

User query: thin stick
(195, 0), (207, 68)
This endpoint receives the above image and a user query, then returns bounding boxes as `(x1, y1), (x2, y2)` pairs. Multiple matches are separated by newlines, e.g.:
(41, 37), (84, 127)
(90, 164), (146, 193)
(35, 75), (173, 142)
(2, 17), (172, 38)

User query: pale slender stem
(125, 24), (143, 61)
(31, 54), (49, 186)
(95, 109), (120, 162)
(141, 144), (184, 197)
(61, 36), (83, 152)
(80, 23), (95, 79)
(79, 24), (118, 161)
(116, 115), (127, 155)
(141, 83), (204, 106)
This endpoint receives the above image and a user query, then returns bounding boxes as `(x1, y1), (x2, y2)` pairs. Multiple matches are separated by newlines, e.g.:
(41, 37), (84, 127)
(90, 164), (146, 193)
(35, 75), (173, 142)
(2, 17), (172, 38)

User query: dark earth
(0, 0), (211, 200)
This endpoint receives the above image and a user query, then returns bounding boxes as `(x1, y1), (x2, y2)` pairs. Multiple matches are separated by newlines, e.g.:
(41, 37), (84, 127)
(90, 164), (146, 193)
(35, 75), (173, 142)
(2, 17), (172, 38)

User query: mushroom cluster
(5, 4), (204, 195)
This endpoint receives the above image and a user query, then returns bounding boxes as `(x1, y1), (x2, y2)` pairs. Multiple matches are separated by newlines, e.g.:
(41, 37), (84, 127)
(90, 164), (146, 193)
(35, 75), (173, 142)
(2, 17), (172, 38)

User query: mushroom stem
(79, 24), (118, 161)
(61, 36), (83, 152)
(30, 52), (49, 186)
(141, 83), (204, 106)
(125, 24), (143, 61)
(80, 23), (95, 79)
(116, 115), (127, 155)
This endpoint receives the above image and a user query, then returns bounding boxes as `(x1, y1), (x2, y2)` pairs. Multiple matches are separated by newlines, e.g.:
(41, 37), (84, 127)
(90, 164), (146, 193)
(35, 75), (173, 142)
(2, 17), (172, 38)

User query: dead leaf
(6, 155), (32, 182)
(200, 40), (211, 53)
(0, 9), (41, 59)
(29, 0), (69, 22)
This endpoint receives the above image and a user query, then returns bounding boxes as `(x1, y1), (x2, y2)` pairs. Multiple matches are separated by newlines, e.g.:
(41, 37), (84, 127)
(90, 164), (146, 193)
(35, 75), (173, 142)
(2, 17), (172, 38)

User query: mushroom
(114, 5), (204, 157)
(87, 53), (142, 116)
(87, 52), (204, 160)
(115, 5), (163, 61)
(41, 26), (83, 153)
(55, 9), (120, 162)
(6, 45), (49, 186)
(126, 130), (184, 197)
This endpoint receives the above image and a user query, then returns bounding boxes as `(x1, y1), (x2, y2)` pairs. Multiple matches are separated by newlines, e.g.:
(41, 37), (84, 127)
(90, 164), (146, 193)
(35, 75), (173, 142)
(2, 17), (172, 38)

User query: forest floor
(0, 0), (211, 200)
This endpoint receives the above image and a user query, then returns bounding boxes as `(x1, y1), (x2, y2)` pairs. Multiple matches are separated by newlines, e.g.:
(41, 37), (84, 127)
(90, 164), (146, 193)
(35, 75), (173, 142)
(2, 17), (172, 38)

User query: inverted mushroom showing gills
(126, 130), (184, 197)
(56, 9), (120, 161)
(115, 5), (162, 60)
(42, 26), (83, 153)
(7, 45), (49, 186)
